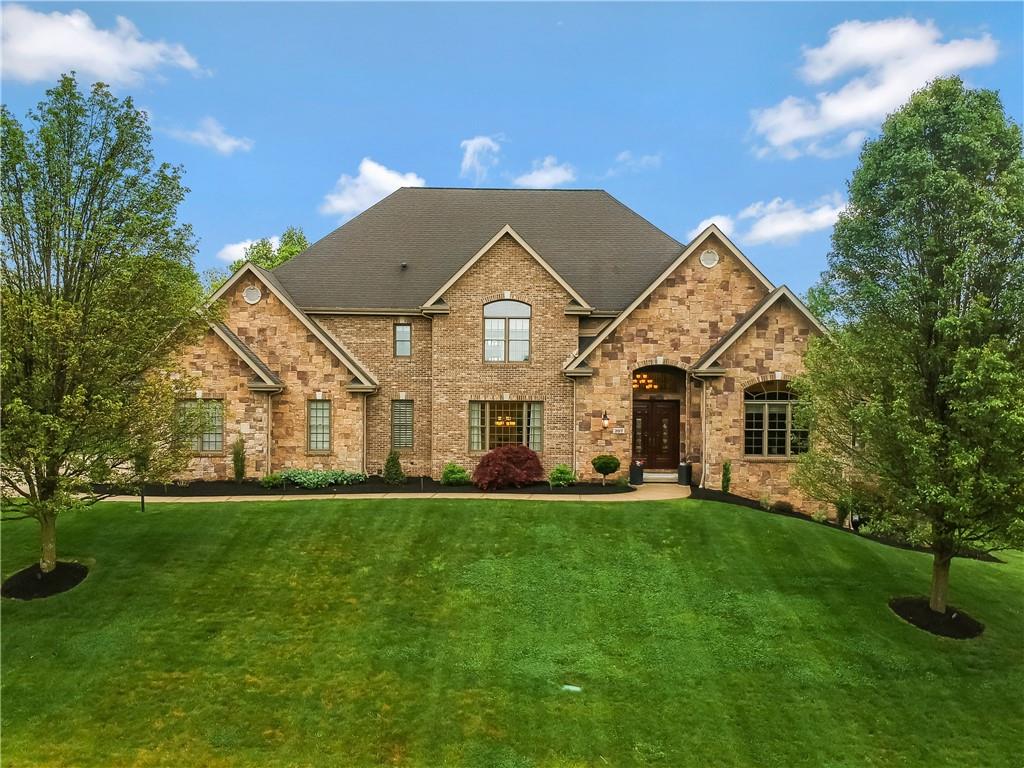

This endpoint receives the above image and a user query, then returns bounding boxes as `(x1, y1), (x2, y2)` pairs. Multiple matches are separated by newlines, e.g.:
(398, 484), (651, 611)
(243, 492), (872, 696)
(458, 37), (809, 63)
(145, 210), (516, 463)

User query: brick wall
(315, 315), (433, 476)
(177, 331), (270, 479)
(575, 234), (769, 480)
(177, 275), (365, 478)
(703, 297), (822, 510)
(176, 231), (820, 511)
(428, 234), (578, 477)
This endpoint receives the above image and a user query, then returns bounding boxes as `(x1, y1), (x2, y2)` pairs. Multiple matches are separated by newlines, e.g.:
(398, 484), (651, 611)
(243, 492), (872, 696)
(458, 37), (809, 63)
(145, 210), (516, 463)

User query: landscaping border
(688, 487), (1001, 563)
(94, 476), (635, 498)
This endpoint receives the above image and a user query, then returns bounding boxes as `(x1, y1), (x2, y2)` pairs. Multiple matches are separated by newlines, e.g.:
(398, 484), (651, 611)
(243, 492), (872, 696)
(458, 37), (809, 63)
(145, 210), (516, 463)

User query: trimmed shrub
(278, 468), (367, 489)
(590, 454), (621, 485)
(260, 472), (284, 489)
(721, 460), (731, 494)
(472, 445), (544, 491)
(232, 436), (246, 483)
(441, 462), (471, 486)
(383, 450), (405, 485)
(548, 463), (576, 488)
(772, 500), (796, 515)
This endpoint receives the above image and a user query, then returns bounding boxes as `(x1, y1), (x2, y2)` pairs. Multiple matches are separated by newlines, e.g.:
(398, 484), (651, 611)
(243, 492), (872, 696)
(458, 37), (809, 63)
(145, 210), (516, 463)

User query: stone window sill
(305, 450), (333, 457)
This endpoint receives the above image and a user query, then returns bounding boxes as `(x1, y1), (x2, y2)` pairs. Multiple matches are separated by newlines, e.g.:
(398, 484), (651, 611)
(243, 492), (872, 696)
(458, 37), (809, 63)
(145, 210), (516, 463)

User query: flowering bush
(472, 445), (544, 491)
(278, 468), (367, 489)
(548, 463), (576, 488)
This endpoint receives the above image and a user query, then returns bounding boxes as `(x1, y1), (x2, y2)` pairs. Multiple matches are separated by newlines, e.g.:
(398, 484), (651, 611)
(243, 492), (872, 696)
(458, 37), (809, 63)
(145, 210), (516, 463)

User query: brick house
(180, 188), (826, 506)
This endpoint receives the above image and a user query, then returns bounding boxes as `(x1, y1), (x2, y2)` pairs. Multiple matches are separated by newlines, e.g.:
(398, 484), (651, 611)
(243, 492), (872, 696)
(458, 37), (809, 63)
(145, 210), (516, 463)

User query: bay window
(469, 401), (543, 451)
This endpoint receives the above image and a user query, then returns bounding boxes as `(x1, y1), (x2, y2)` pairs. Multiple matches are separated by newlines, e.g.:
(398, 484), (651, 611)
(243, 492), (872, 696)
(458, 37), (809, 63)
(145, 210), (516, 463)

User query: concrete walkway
(102, 482), (691, 504)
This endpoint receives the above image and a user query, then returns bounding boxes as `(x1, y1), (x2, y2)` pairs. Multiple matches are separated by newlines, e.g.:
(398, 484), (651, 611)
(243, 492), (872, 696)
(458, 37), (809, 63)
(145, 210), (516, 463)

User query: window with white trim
(392, 400), (414, 449)
(743, 382), (807, 457)
(307, 400), (331, 452)
(483, 300), (530, 362)
(469, 401), (543, 451)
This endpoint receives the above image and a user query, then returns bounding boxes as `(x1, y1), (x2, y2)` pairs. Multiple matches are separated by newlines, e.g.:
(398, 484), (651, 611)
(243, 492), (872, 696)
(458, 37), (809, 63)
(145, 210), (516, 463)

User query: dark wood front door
(632, 400), (680, 470)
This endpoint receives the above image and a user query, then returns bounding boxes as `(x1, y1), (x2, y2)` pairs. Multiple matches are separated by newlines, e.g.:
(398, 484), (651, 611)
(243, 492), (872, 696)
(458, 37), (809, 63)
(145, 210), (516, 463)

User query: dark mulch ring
(95, 476), (634, 498)
(889, 596), (985, 639)
(2, 561), (89, 601)
(687, 486), (1001, 563)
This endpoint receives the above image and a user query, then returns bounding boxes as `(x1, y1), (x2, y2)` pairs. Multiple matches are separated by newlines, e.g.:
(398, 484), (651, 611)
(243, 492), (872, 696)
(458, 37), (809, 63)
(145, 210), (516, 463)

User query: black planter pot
(677, 462), (692, 485)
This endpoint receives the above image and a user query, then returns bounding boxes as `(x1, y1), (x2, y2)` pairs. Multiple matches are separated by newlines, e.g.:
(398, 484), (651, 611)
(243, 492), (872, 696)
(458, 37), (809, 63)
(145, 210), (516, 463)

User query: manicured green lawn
(2, 499), (1022, 767)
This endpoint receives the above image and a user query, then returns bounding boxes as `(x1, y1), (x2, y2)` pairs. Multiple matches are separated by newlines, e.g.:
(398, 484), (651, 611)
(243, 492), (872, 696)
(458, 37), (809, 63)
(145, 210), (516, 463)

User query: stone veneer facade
(178, 228), (823, 513)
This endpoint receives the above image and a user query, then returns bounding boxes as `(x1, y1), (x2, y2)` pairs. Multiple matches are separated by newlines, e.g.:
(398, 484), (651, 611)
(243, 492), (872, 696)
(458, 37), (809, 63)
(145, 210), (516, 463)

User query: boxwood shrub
(278, 468), (367, 489)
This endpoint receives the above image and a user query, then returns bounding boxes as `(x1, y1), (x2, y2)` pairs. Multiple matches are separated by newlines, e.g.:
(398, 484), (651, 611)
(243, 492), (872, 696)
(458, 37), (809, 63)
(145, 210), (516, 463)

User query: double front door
(632, 400), (680, 470)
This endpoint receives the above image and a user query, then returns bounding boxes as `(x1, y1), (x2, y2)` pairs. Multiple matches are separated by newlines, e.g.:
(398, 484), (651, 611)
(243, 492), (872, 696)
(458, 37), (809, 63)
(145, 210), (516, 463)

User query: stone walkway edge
(101, 483), (691, 504)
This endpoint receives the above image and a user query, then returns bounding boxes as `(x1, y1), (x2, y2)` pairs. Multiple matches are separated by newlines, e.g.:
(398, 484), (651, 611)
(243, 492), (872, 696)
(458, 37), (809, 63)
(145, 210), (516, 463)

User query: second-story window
(394, 323), (411, 357)
(483, 300), (531, 362)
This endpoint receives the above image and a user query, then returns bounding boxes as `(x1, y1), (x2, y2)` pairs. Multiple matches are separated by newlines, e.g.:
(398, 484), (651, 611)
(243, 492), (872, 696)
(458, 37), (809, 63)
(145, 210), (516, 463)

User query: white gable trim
(207, 263), (378, 387)
(422, 224), (592, 310)
(564, 224), (774, 371)
(208, 323), (280, 388)
(694, 286), (828, 370)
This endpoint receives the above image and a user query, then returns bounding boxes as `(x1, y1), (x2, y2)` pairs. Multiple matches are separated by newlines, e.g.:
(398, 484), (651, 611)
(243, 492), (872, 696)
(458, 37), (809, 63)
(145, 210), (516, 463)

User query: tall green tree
(793, 77), (1024, 614)
(230, 226), (308, 272)
(203, 226), (309, 292)
(1, 74), (210, 573)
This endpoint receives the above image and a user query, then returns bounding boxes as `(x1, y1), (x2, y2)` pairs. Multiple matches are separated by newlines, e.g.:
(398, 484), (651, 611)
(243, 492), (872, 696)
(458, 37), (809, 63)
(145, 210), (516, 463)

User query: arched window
(483, 300), (531, 362)
(743, 381), (807, 457)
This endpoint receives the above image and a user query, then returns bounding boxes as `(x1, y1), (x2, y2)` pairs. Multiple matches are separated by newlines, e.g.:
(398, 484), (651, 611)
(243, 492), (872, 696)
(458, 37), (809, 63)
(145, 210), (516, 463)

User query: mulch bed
(687, 486), (1001, 563)
(889, 596), (985, 639)
(2, 561), (88, 600)
(95, 476), (634, 498)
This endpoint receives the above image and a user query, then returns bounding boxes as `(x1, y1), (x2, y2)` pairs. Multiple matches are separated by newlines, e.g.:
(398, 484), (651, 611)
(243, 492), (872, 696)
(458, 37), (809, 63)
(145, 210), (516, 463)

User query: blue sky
(2, 2), (1022, 294)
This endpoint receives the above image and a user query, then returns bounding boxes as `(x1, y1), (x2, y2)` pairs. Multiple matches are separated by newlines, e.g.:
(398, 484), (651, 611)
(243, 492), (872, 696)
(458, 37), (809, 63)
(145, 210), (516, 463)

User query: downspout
(265, 391), (273, 475)
(362, 393), (368, 474)
(572, 377), (577, 478)
(699, 379), (708, 489)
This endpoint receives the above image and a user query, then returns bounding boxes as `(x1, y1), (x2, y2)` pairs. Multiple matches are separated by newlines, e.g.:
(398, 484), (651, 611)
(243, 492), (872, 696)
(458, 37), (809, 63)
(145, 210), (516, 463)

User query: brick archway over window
(481, 291), (530, 305)
(630, 356), (687, 374)
(739, 371), (792, 390)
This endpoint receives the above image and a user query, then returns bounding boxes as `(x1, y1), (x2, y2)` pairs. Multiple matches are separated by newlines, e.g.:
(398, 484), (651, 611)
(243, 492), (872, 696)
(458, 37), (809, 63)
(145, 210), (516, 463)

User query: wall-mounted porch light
(602, 411), (610, 429)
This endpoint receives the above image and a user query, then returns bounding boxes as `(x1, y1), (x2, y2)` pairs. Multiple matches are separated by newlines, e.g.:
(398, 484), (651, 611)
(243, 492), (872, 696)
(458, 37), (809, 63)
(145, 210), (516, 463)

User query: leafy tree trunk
(39, 514), (57, 573)
(929, 548), (953, 614)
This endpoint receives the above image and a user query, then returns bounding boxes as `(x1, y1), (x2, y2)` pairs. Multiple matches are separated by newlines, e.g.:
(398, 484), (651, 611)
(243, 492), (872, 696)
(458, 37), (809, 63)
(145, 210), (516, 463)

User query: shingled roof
(271, 188), (685, 312)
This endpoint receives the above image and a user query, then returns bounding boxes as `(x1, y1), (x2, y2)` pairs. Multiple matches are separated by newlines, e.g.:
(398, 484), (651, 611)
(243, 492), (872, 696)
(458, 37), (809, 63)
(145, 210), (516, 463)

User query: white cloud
(217, 236), (280, 264)
(689, 193), (845, 246)
(751, 18), (998, 158)
(739, 193), (845, 244)
(170, 117), (253, 155)
(608, 150), (662, 176)
(513, 156), (576, 188)
(320, 157), (425, 218)
(459, 135), (501, 184)
(0, 3), (201, 86)
(687, 215), (735, 241)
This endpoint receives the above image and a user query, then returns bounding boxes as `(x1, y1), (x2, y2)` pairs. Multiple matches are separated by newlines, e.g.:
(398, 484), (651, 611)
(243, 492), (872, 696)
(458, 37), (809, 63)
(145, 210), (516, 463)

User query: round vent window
(242, 285), (262, 304)
(699, 249), (720, 268)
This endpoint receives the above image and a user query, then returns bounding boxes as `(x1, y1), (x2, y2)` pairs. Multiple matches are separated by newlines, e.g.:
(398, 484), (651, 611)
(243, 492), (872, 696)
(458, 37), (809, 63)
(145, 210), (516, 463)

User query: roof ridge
(399, 186), (610, 192)
(597, 189), (684, 249)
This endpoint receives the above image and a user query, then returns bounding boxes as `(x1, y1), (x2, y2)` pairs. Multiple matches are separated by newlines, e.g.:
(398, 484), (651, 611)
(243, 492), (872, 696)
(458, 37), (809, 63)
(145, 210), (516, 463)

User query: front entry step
(642, 471), (679, 484)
